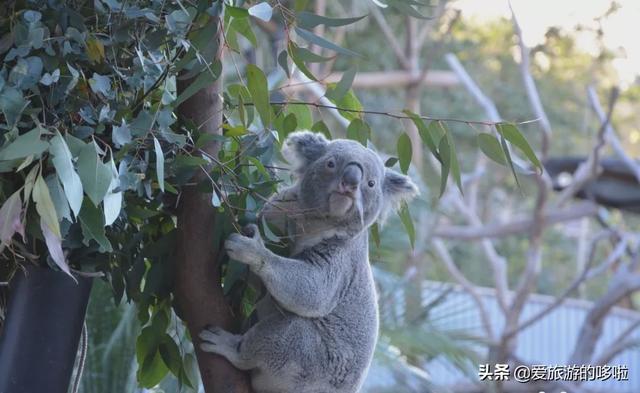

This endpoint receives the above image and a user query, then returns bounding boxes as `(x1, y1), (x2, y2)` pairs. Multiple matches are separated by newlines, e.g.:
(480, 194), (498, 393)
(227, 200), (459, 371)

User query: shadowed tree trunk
(174, 18), (252, 392)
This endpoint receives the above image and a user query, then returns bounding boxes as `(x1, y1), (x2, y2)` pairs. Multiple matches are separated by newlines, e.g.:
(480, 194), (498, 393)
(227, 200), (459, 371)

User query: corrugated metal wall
(417, 280), (640, 392)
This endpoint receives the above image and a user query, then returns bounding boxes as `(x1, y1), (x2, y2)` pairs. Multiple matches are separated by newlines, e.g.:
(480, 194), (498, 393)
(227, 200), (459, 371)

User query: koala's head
(282, 131), (418, 235)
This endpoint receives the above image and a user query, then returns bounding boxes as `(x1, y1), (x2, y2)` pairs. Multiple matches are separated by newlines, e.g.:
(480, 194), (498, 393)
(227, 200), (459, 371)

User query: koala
(199, 131), (418, 393)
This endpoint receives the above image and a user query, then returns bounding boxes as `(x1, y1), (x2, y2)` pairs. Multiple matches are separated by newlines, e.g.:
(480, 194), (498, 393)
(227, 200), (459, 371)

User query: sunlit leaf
(477, 133), (507, 166)
(33, 174), (61, 238)
(397, 133), (412, 174)
(496, 123), (542, 172)
(325, 67), (356, 102)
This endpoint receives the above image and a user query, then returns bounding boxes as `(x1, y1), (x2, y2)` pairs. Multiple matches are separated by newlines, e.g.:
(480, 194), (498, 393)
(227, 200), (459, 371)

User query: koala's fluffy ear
(282, 131), (329, 173)
(380, 169), (419, 222)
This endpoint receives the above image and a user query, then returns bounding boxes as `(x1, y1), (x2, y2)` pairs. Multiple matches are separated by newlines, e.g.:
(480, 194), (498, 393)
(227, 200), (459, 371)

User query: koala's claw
(241, 223), (259, 238)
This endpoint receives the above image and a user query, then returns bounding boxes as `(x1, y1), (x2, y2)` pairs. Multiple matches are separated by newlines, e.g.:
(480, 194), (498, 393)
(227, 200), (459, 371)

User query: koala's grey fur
(200, 131), (418, 393)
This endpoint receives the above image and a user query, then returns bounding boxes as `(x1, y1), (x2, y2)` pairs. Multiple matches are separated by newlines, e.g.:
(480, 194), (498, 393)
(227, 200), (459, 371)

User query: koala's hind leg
(199, 326), (257, 371)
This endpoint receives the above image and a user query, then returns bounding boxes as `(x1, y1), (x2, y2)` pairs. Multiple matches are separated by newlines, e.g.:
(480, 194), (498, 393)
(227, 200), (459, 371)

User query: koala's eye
(326, 159), (336, 169)
(368, 180), (376, 188)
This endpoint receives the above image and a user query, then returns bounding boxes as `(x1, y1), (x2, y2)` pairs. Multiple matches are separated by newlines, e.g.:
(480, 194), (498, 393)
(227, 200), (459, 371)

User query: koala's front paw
(224, 224), (267, 271)
(199, 326), (239, 357)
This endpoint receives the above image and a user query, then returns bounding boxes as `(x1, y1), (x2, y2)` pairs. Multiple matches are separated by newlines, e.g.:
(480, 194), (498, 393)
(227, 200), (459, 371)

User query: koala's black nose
(341, 164), (363, 193)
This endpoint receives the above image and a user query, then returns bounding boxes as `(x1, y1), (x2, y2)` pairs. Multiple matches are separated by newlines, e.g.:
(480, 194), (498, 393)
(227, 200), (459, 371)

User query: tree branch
(432, 202), (599, 240)
(369, 5), (410, 69)
(432, 239), (495, 340)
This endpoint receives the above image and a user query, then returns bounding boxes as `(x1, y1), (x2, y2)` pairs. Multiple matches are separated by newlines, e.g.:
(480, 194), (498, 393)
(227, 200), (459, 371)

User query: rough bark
(174, 49), (252, 392)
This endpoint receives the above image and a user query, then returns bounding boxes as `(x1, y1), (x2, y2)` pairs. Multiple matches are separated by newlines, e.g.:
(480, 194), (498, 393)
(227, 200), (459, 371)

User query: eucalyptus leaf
(397, 133), (412, 174)
(0, 87), (28, 128)
(297, 12), (367, 29)
(49, 132), (84, 217)
(246, 64), (271, 127)
(77, 143), (113, 206)
(33, 174), (61, 238)
(79, 199), (112, 252)
(294, 27), (362, 58)
(0, 128), (48, 161)
(0, 190), (23, 247)
(40, 218), (74, 279)
(477, 133), (507, 165)
(153, 137), (165, 192)
(248, 3), (272, 21)
(496, 123), (542, 171)
(325, 67), (356, 101)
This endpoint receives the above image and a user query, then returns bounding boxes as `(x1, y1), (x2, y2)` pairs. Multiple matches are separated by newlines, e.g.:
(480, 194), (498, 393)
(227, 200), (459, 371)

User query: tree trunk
(174, 27), (252, 392)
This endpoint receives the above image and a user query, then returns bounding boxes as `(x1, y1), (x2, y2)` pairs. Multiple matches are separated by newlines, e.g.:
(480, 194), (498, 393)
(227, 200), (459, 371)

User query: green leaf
(0, 190), (23, 247)
(398, 202), (415, 248)
(278, 50), (290, 78)
(33, 174), (61, 238)
(285, 104), (312, 130)
(228, 17), (257, 48)
(112, 121), (132, 148)
(225, 5), (249, 18)
(385, 157), (398, 167)
(136, 331), (169, 387)
(78, 199), (112, 252)
(496, 123), (542, 171)
(0, 128), (49, 161)
(49, 132), (83, 217)
(288, 42), (317, 81)
(311, 120), (332, 139)
(477, 133), (507, 166)
(103, 158), (122, 226)
(297, 12), (367, 29)
(446, 131), (463, 194)
(153, 137), (165, 192)
(325, 67), (356, 102)
(0, 87), (28, 128)
(438, 135), (450, 197)
(77, 143), (112, 206)
(346, 119), (370, 145)
(294, 27), (362, 58)
(175, 60), (222, 106)
(158, 335), (182, 377)
(327, 88), (363, 122)
(500, 136), (520, 188)
(289, 45), (333, 63)
(397, 133), (412, 174)
(403, 111), (441, 161)
(261, 215), (280, 242)
(46, 175), (72, 223)
(246, 64), (271, 127)
(86, 37), (105, 63)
